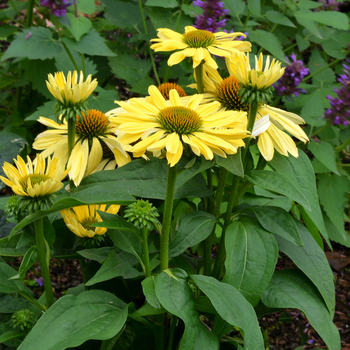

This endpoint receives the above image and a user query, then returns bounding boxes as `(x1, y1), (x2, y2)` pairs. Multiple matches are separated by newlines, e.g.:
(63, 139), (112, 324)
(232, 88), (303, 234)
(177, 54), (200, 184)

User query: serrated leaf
(17, 291), (128, 350)
(155, 269), (219, 350)
(262, 270), (340, 350)
(309, 140), (339, 174)
(223, 218), (278, 306)
(245, 170), (311, 210)
(322, 40), (346, 59)
(294, 15), (322, 39)
(295, 11), (349, 30)
(191, 275), (264, 350)
(249, 30), (286, 63)
(265, 10), (296, 27)
(77, 0), (96, 14)
(247, 0), (260, 15)
(215, 151), (243, 177)
(224, 0), (245, 16)
(145, 0), (178, 8)
(308, 48), (336, 84)
(275, 221), (335, 316)
(168, 211), (217, 258)
(65, 14), (92, 41)
(87, 88), (119, 113)
(63, 29), (115, 56)
(25, 100), (56, 122)
(2, 27), (64, 61)
(300, 90), (327, 126)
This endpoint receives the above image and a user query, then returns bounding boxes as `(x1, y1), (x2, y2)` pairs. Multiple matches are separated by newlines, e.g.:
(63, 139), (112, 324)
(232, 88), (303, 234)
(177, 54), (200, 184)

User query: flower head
(46, 71), (98, 121)
(11, 309), (35, 330)
(61, 204), (120, 239)
(158, 82), (187, 100)
(150, 26), (251, 69)
(0, 155), (68, 198)
(40, 0), (74, 17)
(324, 59), (350, 126)
(197, 63), (309, 161)
(115, 86), (248, 166)
(125, 200), (160, 231)
(33, 110), (130, 186)
(193, 0), (228, 32)
(274, 53), (309, 97)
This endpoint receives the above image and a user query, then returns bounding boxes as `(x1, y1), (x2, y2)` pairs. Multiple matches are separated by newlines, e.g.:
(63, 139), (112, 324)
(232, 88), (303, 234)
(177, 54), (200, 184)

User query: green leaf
(75, 157), (211, 200)
(145, 0), (178, 8)
(147, 7), (193, 31)
(299, 205), (324, 250)
(300, 90), (327, 127)
(101, 0), (142, 31)
(294, 11), (349, 30)
(86, 251), (142, 286)
(0, 24), (17, 38)
(16, 245), (37, 280)
(0, 131), (27, 190)
(11, 190), (135, 236)
(324, 213), (350, 248)
(1, 27), (64, 61)
(87, 88), (119, 113)
(0, 262), (28, 293)
(77, 247), (113, 263)
(215, 151), (243, 177)
(155, 269), (219, 350)
(0, 228), (31, 257)
(295, 33), (310, 51)
(248, 30), (286, 63)
(109, 54), (152, 87)
(0, 295), (32, 313)
(168, 211), (217, 258)
(242, 192), (292, 212)
(247, 0), (260, 15)
(191, 275), (264, 350)
(269, 151), (330, 245)
(252, 206), (303, 246)
(77, 0), (96, 14)
(265, 10), (296, 27)
(63, 29), (115, 57)
(321, 40), (346, 59)
(245, 170), (311, 210)
(295, 15), (322, 39)
(223, 218), (278, 306)
(65, 13), (92, 41)
(308, 48), (336, 84)
(142, 276), (163, 309)
(309, 141), (339, 175)
(18, 291), (128, 350)
(224, 0), (245, 16)
(261, 270), (340, 350)
(317, 173), (350, 239)
(275, 221), (335, 316)
(0, 331), (25, 344)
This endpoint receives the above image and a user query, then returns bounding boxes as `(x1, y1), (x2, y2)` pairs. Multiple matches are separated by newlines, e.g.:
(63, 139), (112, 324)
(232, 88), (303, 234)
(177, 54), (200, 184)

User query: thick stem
(142, 227), (151, 278)
(194, 62), (205, 94)
(160, 164), (178, 271)
(34, 218), (55, 308)
(241, 101), (259, 162)
(25, 0), (35, 27)
(166, 316), (177, 350)
(67, 118), (76, 158)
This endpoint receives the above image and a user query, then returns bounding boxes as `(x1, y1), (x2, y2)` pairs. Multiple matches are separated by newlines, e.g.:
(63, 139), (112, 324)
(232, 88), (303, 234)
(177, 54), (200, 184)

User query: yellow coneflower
(61, 204), (120, 238)
(157, 82), (187, 100)
(115, 85), (249, 167)
(33, 110), (130, 186)
(150, 26), (251, 69)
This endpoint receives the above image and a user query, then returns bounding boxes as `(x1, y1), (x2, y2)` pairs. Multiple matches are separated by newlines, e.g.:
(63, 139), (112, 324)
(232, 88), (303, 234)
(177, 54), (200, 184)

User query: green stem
(10, 0), (22, 22)
(160, 164), (178, 271)
(303, 59), (341, 82)
(241, 101), (259, 162)
(243, 10), (251, 29)
(34, 218), (55, 308)
(311, 124), (328, 137)
(284, 33), (312, 53)
(142, 227), (151, 278)
(81, 54), (86, 78)
(25, 0), (35, 26)
(67, 119), (76, 158)
(79, 258), (90, 289)
(195, 62), (204, 94)
(163, 65), (171, 84)
(63, 44), (80, 72)
(166, 316), (177, 350)
(336, 135), (350, 153)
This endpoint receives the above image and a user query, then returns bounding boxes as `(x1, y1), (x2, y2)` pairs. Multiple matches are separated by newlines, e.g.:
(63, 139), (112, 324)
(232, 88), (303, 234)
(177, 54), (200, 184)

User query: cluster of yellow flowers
(1, 25), (309, 239)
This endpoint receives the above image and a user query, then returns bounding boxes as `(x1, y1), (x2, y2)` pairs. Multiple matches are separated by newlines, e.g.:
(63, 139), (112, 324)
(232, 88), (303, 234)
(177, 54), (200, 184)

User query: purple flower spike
(40, 0), (74, 17)
(316, 0), (343, 11)
(274, 52), (309, 97)
(324, 59), (350, 126)
(193, 0), (228, 32)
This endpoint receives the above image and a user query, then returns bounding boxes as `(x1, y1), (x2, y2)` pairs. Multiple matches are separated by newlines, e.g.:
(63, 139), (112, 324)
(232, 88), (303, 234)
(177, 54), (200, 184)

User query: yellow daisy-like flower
(116, 85), (249, 167)
(46, 71), (98, 107)
(228, 53), (285, 90)
(150, 26), (251, 69)
(33, 109), (130, 186)
(197, 64), (309, 161)
(0, 155), (68, 198)
(60, 204), (120, 238)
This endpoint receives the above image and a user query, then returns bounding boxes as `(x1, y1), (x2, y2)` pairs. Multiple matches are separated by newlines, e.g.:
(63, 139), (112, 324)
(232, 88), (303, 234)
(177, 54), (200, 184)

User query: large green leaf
(223, 218), (278, 306)
(1, 27), (64, 61)
(261, 270), (340, 350)
(0, 132), (27, 190)
(317, 173), (350, 238)
(245, 170), (311, 210)
(247, 0), (260, 15)
(145, 0), (178, 8)
(86, 250), (142, 286)
(142, 276), (162, 309)
(265, 10), (296, 27)
(252, 206), (303, 246)
(0, 295), (32, 313)
(18, 291), (128, 350)
(77, 247), (114, 263)
(75, 157), (212, 200)
(168, 211), (217, 258)
(274, 222), (335, 316)
(11, 190), (134, 236)
(62, 29), (115, 56)
(65, 13), (92, 41)
(215, 151), (243, 177)
(269, 151), (329, 245)
(294, 11), (349, 30)
(155, 269), (219, 350)
(224, 0), (245, 16)
(191, 275), (264, 350)
(0, 262), (28, 293)
(309, 141), (339, 174)
(248, 30), (286, 63)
